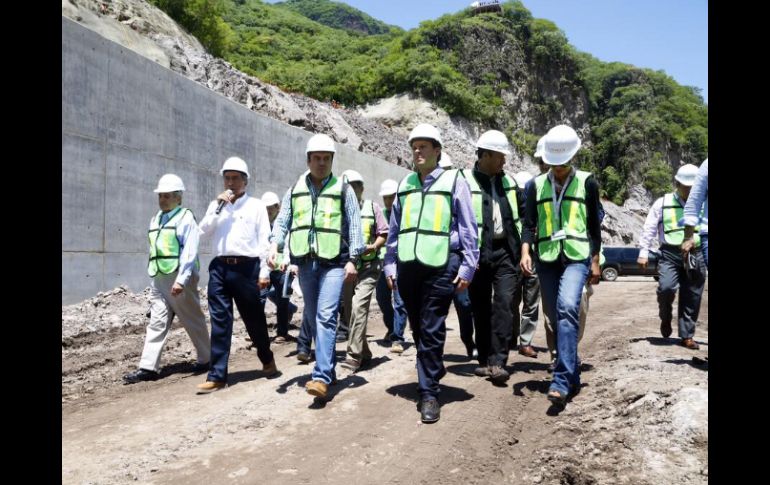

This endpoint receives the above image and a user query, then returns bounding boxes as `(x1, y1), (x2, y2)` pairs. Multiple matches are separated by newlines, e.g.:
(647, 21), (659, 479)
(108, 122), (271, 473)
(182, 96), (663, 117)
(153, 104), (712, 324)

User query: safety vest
(396, 169), (459, 267)
(289, 174), (344, 260)
(460, 169), (521, 247)
(534, 170), (592, 262)
(662, 193), (701, 247)
(360, 199), (378, 262)
(148, 207), (191, 277)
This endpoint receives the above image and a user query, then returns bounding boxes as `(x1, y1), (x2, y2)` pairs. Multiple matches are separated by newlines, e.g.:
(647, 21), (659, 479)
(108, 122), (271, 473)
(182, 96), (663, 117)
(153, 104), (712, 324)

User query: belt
(491, 238), (508, 247)
(217, 256), (258, 265)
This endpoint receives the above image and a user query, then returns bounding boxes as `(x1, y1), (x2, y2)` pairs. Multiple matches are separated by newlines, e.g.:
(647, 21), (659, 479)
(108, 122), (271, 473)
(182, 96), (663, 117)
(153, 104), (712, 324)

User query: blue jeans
(259, 269), (297, 337)
(701, 234), (708, 270)
(536, 258), (590, 396)
(297, 261), (346, 385)
(297, 310), (314, 355)
(375, 272), (408, 342)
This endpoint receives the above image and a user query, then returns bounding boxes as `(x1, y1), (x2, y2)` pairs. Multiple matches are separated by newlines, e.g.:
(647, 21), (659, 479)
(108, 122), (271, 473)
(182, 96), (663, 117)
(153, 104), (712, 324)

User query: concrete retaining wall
(62, 17), (408, 304)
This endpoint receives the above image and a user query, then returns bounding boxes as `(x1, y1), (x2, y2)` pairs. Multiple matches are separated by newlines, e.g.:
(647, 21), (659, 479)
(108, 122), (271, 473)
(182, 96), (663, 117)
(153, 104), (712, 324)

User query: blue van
(600, 247), (659, 281)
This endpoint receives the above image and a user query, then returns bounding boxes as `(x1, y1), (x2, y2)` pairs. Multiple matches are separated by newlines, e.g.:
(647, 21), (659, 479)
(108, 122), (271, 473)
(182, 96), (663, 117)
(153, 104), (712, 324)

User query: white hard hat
(306, 134), (337, 154)
(674, 163), (699, 186)
(220, 156), (249, 177)
(408, 123), (442, 147)
(476, 130), (512, 156)
(379, 179), (398, 196)
(542, 125), (581, 166)
(534, 135), (546, 158)
(513, 171), (533, 188)
(342, 169), (364, 184)
(153, 173), (185, 193)
(438, 153), (453, 168)
(261, 191), (280, 206)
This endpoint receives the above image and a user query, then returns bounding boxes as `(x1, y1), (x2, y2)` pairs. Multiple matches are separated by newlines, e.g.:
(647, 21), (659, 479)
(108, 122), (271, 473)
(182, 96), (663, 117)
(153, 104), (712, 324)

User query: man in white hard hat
(638, 163), (706, 350)
(510, 170), (542, 359)
(460, 130), (523, 384)
(259, 191), (298, 344)
(520, 125), (602, 409)
(339, 170), (390, 371)
(374, 179), (410, 354)
(682, 159), (708, 269)
(384, 123), (479, 423)
(123, 174), (211, 384)
(196, 157), (277, 393)
(533, 136), (603, 372)
(268, 134), (365, 400)
(435, 153), (478, 360)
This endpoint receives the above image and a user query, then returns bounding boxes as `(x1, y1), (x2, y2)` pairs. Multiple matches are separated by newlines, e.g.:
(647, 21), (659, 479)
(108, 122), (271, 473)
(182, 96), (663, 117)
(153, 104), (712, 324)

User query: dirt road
(62, 278), (708, 484)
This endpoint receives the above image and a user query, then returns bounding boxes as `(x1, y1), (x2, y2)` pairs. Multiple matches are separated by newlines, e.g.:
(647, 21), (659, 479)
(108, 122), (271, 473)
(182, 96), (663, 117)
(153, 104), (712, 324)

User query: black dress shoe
(123, 368), (159, 384)
(420, 398), (440, 423)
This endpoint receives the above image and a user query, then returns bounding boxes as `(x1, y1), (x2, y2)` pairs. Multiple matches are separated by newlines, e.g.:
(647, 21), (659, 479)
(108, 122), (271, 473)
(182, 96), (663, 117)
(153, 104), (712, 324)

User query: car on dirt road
(600, 247), (659, 281)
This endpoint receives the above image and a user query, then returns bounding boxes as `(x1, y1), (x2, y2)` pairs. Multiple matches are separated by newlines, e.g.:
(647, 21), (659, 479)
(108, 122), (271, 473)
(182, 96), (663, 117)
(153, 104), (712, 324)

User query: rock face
(61, 0), (644, 245)
(62, 0), (413, 166)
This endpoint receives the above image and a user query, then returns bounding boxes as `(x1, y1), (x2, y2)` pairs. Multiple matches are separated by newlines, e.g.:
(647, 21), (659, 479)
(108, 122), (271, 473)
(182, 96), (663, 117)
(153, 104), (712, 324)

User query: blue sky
(265, 0), (708, 102)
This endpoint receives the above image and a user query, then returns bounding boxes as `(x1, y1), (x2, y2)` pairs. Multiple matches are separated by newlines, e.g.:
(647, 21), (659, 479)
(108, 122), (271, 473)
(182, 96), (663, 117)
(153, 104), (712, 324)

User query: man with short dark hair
(269, 134), (364, 400)
(196, 157), (276, 393)
(384, 123), (479, 423)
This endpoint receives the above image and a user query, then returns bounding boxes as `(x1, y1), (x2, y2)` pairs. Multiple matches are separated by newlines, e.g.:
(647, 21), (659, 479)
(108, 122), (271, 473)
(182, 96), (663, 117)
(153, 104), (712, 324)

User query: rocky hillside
(62, 0), (645, 245)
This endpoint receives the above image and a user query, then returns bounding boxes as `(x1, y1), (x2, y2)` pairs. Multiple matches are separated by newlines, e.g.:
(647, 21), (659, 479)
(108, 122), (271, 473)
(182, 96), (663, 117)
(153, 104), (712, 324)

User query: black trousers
(207, 257), (273, 382)
(398, 252), (460, 399)
(469, 244), (519, 367)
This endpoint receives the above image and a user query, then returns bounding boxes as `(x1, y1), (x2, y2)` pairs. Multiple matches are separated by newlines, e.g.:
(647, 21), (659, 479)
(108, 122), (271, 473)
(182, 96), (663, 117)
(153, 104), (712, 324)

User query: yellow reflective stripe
(669, 204), (678, 229)
(433, 197), (443, 232)
(324, 197), (333, 228)
(404, 195), (413, 228)
(544, 203), (553, 235)
(567, 200), (579, 230)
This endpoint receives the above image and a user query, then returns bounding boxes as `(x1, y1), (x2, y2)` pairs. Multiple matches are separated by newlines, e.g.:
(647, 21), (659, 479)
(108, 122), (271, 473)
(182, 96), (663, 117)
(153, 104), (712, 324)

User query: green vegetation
(149, 0), (235, 57)
(273, 0), (397, 35)
(150, 0), (707, 203)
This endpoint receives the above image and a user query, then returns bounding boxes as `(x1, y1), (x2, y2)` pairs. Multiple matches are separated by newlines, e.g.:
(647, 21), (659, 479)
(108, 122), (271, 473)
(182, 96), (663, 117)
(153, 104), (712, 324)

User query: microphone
(215, 190), (233, 215)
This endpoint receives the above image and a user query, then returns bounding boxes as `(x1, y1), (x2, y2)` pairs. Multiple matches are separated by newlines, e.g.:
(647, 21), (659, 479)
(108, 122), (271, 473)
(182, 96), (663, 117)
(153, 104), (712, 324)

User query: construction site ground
(62, 277), (708, 485)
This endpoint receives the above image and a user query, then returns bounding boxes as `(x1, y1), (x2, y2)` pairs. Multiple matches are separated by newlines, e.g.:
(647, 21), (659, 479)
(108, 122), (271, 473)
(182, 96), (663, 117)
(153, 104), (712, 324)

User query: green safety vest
(662, 193), (701, 247)
(360, 199), (379, 262)
(534, 170), (592, 262)
(459, 169), (521, 247)
(147, 207), (192, 277)
(289, 174), (344, 260)
(396, 169), (459, 267)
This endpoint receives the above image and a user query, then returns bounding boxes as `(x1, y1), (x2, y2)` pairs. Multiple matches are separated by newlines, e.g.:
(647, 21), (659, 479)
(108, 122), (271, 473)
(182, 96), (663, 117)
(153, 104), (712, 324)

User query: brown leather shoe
(518, 345), (537, 358)
(196, 380), (226, 393)
(262, 360), (278, 377)
(660, 319), (673, 338)
(681, 338), (700, 350)
(305, 380), (328, 398)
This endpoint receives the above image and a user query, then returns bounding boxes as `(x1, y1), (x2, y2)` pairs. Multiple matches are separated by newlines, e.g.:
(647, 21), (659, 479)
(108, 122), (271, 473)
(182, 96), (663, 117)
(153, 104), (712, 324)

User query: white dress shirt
(199, 194), (271, 278)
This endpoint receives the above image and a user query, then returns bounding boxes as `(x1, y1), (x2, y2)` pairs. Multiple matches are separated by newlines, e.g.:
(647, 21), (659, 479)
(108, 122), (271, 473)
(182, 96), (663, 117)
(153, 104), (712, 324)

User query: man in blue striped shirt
(269, 134), (364, 400)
